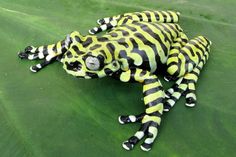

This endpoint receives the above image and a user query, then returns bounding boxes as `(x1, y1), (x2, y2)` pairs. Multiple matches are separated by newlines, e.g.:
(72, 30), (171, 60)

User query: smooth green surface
(0, 0), (236, 157)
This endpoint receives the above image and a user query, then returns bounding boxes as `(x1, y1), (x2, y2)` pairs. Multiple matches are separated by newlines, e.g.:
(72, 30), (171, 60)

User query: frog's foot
(164, 77), (197, 112)
(119, 113), (160, 151)
(18, 46), (48, 73)
(18, 44), (66, 73)
(18, 46), (39, 60)
(88, 20), (117, 35)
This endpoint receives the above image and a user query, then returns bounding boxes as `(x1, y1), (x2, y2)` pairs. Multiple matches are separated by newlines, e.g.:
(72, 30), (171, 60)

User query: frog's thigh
(166, 36), (211, 78)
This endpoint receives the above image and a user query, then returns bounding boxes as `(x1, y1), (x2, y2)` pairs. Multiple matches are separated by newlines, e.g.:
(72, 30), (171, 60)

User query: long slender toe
(140, 143), (152, 151)
(122, 141), (134, 150)
(18, 52), (28, 59)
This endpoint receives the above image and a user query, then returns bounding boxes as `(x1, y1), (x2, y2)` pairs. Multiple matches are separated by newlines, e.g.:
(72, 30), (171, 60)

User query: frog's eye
(85, 56), (101, 71)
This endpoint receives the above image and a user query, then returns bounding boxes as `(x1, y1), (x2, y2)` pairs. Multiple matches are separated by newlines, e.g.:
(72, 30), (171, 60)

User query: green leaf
(0, 0), (235, 157)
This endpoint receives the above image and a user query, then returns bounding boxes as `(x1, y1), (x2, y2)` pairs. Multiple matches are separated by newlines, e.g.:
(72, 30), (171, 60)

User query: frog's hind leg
(18, 33), (75, 72)
(88, 10), (180, 35)
(164, 64), (201, 111)
(164, 36), (211, 111)
(112, 69), (165, 151)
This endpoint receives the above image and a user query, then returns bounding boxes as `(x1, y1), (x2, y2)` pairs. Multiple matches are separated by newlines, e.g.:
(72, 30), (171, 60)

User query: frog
(18, 10), (212, 151)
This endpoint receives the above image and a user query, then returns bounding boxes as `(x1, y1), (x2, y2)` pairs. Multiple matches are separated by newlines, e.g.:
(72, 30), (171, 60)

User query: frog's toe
(185, 95), (197, 107)
(18, 52), (28, 59)
(30, 64), (42, 73)
(18, 46), (38, 60)
(122, 126), (146, 150)
(118, 113), (144, 124)
(122, 121), (158, 151)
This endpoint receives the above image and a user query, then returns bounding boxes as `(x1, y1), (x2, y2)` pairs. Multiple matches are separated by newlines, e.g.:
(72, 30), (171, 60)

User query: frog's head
(62, 50), (120, 79)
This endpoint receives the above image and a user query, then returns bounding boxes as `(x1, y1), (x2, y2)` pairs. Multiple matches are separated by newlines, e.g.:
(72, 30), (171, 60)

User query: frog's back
(104, 22), (183, 72)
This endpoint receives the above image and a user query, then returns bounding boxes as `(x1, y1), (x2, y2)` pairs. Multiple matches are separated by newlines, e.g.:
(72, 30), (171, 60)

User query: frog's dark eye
(85, 56), (101, 71)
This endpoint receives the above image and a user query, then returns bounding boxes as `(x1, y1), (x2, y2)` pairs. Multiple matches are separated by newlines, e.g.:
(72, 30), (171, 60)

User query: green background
(0, 0), (235, 157)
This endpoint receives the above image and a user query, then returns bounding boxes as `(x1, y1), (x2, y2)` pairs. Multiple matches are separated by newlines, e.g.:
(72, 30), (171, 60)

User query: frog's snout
(65, 61), (82, 72)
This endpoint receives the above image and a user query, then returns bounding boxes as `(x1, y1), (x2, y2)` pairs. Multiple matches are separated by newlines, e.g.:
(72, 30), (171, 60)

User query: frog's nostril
(66, 61), (82, 71)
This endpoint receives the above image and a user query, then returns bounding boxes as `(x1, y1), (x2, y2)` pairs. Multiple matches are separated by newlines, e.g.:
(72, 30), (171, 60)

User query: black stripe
(195, 51), (202, 63)
(154, 11), (160, 21)
(117, 38), (129, 48)
(75, 36), (81, 43)
(97, 37), (108, 42)
(140, 70), (147, 77)
(173, 86), (185, 93)
(136, 12), (143, 21)
(122, 17), (129, 24)
(125, 25), (137, 31)
(128, 68), (137, 82)
(118, 50), (134, 67)
(185, 45), (195, 56)
(176, 57), (182, 77)
(129, 37), (150, 70)
(66, 51), (73, 58)
(161, 11), (167, 22)
(100, 50), (107, 59)
(144, 78), (157, 85)
(89, 44), (102, 51)
(99, 19), (105, 25)
(201, 36), (210, 45)
(180, 49), (196, 66)
(190, 40), (205, 53)
(191, 71), (199, 77)
(106, 23), (114, 29)
(139, 23), (170, 56)
(157, 25), (173, 45)
(118, 50), (127, 58)
(167, 61), (178, 68)
(43, 46), (48, 55)
(167, 11), (174, 23)
(166, 24), (179, 38)
(141, 143), (153, 149)
(82, 37), (92, 48)
(109, 32), (118, 37)
(144, 11), (151, 22)
(128, 136), (140, 145)
(158, 24), (176, 42)
(146, 97), (164, 107)
(149, 121), (160, 128)
(164, 101), (172, 110)
(85, 72), (98, 78)
(121, 29), (129, 36)
(182, 52), (191, 73)
(143, 86), (163, 96)
(52, 45), (56, 53)
(186, 89), (196, 93)
(186, 79), (196, 83)
(168, 53), (179, 58)
(72, 45), (84, 55)
(104, 68), (114, 75)
(61, 40), (67, 53)
(134, 31), (168, 57)
(106, 43), (115, 60)
(169, 95), (178, 102)
(147, 111), (162, 117)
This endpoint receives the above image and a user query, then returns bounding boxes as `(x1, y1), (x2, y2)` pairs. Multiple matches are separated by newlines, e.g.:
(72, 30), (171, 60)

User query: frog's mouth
(65, 61), (82, 72)
(63, 61), (88, 78)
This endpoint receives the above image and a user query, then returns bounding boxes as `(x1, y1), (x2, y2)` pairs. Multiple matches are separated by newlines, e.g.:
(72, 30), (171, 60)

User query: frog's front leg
(89, 10), (180, 35)
(17, 31), (82, 72)
(113, 68), (164, 151)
